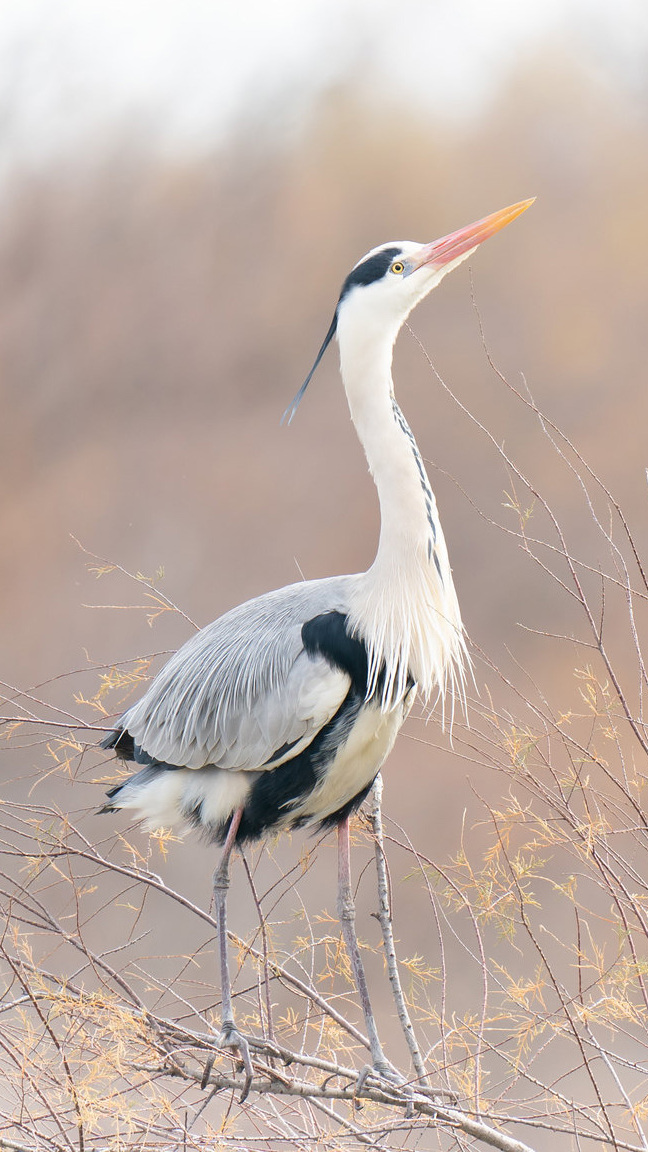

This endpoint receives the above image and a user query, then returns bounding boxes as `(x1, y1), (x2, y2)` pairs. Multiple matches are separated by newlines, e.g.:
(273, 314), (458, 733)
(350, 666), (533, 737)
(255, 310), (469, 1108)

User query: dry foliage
(2, 334), (648, 1152)
(2, 54), (648, 1152)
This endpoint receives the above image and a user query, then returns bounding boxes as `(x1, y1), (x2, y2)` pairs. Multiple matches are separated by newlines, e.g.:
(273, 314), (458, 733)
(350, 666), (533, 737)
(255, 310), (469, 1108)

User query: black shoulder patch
(302, 611), (368, 694)
(338, 247), (402, 303)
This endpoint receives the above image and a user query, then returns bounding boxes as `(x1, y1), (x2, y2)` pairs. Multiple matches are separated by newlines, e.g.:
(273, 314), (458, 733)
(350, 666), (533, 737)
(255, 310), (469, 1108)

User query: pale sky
(0, 0), (646, 173)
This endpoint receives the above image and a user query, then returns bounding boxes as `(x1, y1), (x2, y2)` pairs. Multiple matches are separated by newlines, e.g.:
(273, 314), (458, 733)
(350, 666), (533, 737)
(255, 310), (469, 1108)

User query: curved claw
(355, 1061), (405, 1094)
(355, 1062), (417, 1116)
(218, 1021), (254, 1103)
(200, 1053), (215, 1091)
(364, 1061), (405, 1088)
(200, 1023), (255, 1103)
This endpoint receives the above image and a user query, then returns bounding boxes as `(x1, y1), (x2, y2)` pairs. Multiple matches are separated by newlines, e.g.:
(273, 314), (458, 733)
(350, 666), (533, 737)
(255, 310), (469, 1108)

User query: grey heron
(101, 198), (533, 1094)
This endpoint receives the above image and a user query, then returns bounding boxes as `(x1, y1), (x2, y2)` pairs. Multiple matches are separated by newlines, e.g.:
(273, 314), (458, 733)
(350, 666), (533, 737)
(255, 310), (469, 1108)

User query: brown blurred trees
(2, 52), (648, 1150)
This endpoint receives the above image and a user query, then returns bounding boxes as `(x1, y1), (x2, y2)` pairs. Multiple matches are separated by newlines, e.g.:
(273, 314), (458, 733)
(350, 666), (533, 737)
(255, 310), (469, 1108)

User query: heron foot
(354, 1062), (417, 1115)
(219, 1021), (254, 1102)
(355, 1060), (405, 1094)
(201, 1021), (254, 1102)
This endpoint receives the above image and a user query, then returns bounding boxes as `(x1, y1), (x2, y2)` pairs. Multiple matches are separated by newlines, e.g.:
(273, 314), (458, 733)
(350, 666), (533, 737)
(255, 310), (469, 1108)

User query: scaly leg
(203, 806), (254, 1101)
(337, 815), (394, 1081)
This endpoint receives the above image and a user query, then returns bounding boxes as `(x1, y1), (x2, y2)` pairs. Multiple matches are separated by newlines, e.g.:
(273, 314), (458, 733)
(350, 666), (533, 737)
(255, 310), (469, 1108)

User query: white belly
(291, 691), (414, 826)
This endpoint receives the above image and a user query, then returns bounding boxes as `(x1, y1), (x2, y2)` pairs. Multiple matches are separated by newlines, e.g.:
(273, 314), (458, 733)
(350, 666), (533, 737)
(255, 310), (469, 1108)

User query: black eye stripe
(338, 247), (402, 302)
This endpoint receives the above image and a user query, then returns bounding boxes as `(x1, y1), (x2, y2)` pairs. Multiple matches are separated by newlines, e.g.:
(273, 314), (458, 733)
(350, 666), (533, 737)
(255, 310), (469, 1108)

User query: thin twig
(367, 776), (428, 1085)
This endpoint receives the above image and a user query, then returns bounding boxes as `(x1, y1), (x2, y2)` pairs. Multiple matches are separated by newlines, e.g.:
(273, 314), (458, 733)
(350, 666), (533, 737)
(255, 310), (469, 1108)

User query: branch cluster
(2, 345), (648, 1150)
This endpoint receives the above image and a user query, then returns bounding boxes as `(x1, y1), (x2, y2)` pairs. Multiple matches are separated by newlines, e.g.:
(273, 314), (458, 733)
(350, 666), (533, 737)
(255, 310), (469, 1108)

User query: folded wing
(106, 576), (354, 772)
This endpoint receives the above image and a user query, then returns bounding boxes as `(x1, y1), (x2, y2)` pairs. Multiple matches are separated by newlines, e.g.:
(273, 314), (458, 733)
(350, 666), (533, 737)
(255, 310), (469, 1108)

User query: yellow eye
(390, 261), (405, 275)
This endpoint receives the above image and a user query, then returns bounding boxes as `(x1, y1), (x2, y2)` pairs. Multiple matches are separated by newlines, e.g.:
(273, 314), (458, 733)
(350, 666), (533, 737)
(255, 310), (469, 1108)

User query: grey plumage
(101, 574), (404, 840)
(114, 576), (353, 772)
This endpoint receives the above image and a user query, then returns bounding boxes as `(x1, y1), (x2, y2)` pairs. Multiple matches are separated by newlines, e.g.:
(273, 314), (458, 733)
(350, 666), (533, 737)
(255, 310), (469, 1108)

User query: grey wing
(114, 576), (355, 771)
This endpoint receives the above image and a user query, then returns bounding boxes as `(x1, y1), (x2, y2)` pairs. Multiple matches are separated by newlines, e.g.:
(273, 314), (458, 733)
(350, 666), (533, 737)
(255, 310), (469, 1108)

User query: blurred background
(1, 0), (648, 1088)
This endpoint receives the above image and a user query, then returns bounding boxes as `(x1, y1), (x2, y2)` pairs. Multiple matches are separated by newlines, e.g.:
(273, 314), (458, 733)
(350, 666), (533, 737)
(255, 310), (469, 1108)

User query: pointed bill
(406, 198), (535, 275)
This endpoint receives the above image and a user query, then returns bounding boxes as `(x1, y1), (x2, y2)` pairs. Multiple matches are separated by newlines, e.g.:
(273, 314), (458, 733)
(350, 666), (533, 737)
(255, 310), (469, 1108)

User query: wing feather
(114, 576), (354, 772)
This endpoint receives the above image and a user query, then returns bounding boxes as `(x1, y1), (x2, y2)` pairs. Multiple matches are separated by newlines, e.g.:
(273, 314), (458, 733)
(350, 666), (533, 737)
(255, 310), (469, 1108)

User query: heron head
(283, 198), (534, 423)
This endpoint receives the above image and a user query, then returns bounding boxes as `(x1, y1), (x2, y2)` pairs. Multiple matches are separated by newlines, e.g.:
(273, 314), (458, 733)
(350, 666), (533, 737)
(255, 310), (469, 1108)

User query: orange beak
(407, 198), (535, 274)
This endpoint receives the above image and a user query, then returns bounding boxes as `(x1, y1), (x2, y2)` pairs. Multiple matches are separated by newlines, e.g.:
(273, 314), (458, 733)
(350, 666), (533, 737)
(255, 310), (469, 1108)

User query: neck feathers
(349, 519), (467, 712)
(337, 308), (468, 711)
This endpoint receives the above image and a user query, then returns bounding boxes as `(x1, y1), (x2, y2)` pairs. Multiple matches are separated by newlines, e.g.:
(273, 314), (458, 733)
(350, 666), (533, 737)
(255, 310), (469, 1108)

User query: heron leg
(207, 805), (254, 1101)
(337, 815), (393, 1080)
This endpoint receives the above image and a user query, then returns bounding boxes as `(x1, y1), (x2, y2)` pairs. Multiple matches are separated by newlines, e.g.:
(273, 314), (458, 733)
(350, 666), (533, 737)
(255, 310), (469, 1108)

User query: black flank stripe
(391, 398), (439, 554)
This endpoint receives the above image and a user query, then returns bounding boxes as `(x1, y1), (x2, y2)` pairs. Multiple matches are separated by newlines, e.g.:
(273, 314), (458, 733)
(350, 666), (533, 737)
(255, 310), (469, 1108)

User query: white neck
(336, 304), (467, 708)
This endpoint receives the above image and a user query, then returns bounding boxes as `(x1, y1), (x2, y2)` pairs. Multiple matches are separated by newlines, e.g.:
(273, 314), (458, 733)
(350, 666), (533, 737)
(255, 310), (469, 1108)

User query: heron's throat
(339, 333), (466, 709)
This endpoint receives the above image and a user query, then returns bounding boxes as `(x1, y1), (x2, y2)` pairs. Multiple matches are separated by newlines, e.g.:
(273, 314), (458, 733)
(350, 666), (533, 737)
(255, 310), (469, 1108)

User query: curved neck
(337, 313), (437, 564)
(335, 306), (466, 706)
